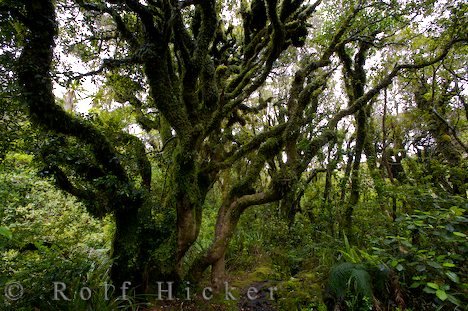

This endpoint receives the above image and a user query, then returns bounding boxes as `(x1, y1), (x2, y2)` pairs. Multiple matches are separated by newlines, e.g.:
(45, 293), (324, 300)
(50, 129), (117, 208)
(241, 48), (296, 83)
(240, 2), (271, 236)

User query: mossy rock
(276, 274), (323, 310)
(253, 265), (281, 279)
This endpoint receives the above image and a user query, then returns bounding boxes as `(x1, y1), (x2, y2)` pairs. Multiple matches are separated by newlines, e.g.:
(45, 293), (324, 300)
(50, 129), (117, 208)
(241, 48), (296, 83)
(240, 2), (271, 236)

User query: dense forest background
(0, 0), (467, 310)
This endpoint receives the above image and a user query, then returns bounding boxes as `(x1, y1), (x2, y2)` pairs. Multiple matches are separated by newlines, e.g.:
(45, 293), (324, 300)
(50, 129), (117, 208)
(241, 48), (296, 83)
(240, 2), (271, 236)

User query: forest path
(238, 280), (277, 311)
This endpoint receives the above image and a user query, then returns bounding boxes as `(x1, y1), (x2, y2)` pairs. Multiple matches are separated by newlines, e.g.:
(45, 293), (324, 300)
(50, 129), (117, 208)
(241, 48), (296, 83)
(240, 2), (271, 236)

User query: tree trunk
(340, 140), (354, 204)
(324, 139), (337, 235)
(158, 138), (206, 277)
(414, 85), (467, 196)
(187, 200), (238, 286)
(111, 207), (144, 291)
(111, 202), (181, 293)
(211, 251), (226, 292)
(345, 109), (366, 233)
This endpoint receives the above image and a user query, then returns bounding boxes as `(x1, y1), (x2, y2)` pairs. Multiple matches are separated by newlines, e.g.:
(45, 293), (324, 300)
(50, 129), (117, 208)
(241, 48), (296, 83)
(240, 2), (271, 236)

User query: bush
(0, 154), (121, 310)
(370, 191), (468, 309)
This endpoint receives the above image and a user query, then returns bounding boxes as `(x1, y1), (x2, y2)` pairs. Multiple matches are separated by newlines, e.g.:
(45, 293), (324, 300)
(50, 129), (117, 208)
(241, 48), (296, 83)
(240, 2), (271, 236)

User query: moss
(253, 266), (276, 279)
(440, 134), (452, 142)
(276, 273), (324, 310)
(168, 144), (203, 207)
(215, 64), (228, 75)
(290, 24), (308, 47)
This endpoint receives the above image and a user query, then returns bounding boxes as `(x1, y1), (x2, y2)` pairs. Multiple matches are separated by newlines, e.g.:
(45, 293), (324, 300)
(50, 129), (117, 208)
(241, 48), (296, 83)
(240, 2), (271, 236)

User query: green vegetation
(0, 0), (467, 310)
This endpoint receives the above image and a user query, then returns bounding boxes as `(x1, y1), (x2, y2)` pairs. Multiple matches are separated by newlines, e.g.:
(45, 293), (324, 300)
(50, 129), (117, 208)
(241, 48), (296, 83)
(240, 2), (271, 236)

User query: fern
(324, 262), (393, 310)
(324, 261), (407, 310)
(348, 268), (372, 298)
(327, 262), (356, 300)
(327, 263), (373, 300)
(340, 232), (365, 264)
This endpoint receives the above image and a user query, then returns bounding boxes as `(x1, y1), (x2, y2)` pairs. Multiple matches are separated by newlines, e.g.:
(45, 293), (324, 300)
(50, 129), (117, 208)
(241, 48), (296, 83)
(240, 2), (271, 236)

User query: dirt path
(238, 281), (277, 311)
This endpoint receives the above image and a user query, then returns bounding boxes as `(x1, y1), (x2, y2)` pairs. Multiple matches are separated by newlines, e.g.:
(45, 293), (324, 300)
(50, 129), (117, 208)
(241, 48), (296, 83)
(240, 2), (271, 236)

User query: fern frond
(348, 267), (373, 298)
(328, 262), (355, 299)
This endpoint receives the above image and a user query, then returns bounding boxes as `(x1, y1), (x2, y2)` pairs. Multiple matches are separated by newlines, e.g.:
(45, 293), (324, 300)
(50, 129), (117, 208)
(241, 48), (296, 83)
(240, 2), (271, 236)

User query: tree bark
(187, 201), (237, 287)
(345, 109), (366, 232)
(111, 207), (144, 290)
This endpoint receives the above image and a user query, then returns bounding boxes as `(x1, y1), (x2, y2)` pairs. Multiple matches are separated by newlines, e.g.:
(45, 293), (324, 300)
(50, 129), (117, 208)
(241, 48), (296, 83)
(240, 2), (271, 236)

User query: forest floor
(148, 258), (324, 310)
(147, 281), (277, 311)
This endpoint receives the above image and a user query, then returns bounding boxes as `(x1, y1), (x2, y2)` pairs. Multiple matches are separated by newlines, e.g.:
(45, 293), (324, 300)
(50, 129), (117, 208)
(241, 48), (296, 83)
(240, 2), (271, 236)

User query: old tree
(1, 0), (466, 294)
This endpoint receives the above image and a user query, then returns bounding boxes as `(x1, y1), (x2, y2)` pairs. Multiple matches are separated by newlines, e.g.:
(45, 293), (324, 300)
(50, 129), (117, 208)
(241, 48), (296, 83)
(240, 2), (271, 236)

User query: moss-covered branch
(17, 0), (129, 184)
(299, 37), (466, 175)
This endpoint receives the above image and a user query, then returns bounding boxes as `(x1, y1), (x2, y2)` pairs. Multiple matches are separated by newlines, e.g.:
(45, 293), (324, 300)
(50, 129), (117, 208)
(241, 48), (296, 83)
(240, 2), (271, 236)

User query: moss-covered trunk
(345, 109), (366, 232)
(170, 142), (205, 274)
(111, 207), (144, 290)
(338, 42), (371, 234)
(187, 200), (238, 289)
(415, 85), (467, 196)
(15, 1), (171, 292)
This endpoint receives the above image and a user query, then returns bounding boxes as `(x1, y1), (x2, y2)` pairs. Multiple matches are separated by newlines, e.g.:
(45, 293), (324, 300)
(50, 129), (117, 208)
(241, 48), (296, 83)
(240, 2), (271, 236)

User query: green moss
(276, 273), (324, 310)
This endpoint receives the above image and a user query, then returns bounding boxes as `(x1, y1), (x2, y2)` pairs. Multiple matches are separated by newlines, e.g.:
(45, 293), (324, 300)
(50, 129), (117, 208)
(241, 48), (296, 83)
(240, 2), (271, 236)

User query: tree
(2, 0), (466, 292)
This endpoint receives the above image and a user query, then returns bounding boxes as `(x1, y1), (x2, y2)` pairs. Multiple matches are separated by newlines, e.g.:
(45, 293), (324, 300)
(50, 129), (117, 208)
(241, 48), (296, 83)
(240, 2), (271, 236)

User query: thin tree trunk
(340, 139), (354, 204)
(381, 88), (398, 221)
(324, 138), (338, 235)
(345, 109), (366, 233)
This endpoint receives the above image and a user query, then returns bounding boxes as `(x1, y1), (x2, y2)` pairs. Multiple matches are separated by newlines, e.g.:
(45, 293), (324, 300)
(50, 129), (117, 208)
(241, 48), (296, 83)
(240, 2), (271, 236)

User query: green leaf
(428, 261), (442, 269)
(0, 226), (12, 239)
(423, 287), (436, 294)
(410, 282), (422, 288)
(343, 232), (350, 251)
(426, 282), (439, 290)
(449, 206), (463, 216)
(453, 232), (466, 238)
(442, 262), (455, 268)
(436, 289), (447, 301)
(447, 294), (461, 306)
(445, 271), (459, 283)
